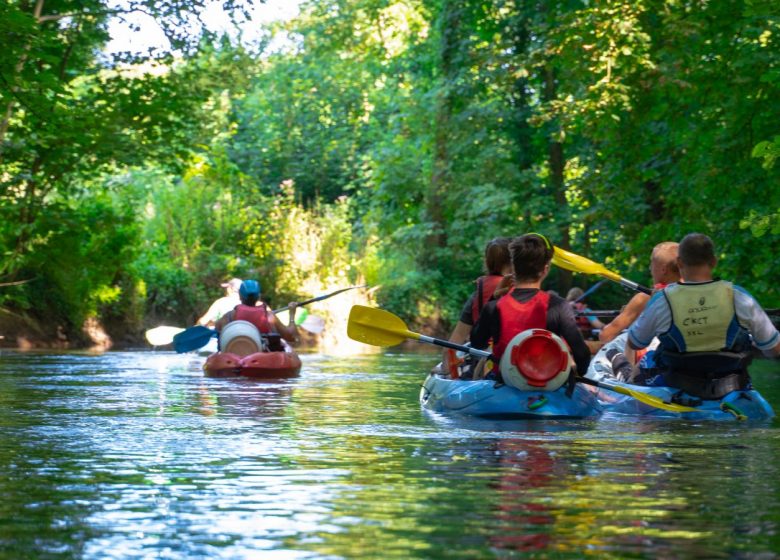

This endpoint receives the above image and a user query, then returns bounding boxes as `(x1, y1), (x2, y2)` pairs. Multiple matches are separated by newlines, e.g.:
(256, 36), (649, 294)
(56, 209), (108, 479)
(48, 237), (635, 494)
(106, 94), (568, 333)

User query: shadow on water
(0, 349), (778, 558)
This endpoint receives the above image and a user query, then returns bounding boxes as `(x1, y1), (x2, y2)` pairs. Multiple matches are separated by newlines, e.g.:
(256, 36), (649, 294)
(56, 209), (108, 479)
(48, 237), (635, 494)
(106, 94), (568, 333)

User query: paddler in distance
(215, 280), (300, 345)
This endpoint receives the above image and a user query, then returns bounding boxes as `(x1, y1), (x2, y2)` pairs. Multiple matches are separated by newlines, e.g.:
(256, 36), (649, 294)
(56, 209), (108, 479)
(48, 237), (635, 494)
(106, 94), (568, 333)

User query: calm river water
(1, 348), (779, 559)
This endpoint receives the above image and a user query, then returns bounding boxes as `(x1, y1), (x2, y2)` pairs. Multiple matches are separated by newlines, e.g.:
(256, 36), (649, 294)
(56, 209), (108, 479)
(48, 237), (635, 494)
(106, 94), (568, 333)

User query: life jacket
(233, 303), (274, 334)
(655, 280), (753, 399)
(471, 274), (505, 324)
(492, 289), (550, 370)
(659, 280), (745, 353)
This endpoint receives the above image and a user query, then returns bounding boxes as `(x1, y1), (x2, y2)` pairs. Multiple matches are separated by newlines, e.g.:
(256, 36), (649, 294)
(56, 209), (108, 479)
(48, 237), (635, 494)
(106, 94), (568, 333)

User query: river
(0, 348), (779, 558)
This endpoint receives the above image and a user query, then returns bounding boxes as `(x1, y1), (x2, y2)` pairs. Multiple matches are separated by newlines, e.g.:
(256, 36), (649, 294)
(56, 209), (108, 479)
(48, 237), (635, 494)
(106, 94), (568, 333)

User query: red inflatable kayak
(203, 350), (302, 379)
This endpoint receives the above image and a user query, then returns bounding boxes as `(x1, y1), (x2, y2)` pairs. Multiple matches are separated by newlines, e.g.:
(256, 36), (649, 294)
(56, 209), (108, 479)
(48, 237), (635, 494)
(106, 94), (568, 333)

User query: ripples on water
(0, 349), (779, 558)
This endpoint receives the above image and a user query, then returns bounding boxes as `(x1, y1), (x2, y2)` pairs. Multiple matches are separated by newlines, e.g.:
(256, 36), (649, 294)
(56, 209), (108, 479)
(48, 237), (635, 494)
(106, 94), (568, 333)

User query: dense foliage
(1, 0), (778, 345)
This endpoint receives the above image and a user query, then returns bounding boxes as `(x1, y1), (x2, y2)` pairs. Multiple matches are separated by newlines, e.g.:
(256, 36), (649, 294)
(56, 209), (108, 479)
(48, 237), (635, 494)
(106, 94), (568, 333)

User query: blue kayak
(420, 373), (603, 419)
(587, 334), (775, 421)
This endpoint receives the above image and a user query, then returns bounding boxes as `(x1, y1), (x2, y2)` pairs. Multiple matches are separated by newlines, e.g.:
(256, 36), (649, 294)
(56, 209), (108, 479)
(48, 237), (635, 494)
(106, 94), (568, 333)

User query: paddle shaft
(575, 376), (697, 412)
(580, 308), (780, 318)
(574, 281), (605, 303)
(416, 334), (491, 359)
(619, 278), (652, 295)
(273, 284), (367, 313)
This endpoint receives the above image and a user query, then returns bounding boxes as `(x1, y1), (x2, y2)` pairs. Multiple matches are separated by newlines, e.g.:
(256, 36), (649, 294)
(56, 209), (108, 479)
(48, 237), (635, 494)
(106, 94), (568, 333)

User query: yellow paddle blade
(552, 247), (622, 283)
(607, 383), (698, 412)
(347, 305), (421, 347)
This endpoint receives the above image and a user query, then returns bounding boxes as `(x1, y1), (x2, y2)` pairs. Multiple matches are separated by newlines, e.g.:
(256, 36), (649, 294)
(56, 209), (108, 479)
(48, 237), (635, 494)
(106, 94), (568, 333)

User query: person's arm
(214, 309), (233, 332)
(587, 314), (605, 330)
(443, 321), (472, 368)
(272, 302), (299, 343)
(733, 287), (780, 357)
(625, 292), (668, 359)
(768, 339), (780, 358)
(470, 303), (499, 351)
(198, 300), (222, 326)
(599, 292), (650, 343)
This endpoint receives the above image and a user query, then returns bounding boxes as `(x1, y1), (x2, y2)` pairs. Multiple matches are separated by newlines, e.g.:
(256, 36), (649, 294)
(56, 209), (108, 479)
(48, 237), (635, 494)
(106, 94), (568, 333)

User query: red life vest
(471, 274), (504, 324)
(233, 303), (273, 334)
(492, 289), (550, 367)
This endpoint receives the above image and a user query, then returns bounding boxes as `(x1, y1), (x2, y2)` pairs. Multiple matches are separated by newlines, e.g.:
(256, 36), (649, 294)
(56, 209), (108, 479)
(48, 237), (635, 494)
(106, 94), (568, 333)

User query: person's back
(626, 233), (780, 397)
(198, 278), (242, 327)
(443, 237), (512, 375)
(470, 233), (591, 378)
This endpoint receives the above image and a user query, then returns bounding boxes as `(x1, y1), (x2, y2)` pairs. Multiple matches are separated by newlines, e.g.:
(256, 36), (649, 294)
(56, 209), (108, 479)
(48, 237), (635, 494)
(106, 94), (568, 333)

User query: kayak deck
(203, 350), (302, 379)
(586, 333), (775, 421)
(420, 373), (603, 419)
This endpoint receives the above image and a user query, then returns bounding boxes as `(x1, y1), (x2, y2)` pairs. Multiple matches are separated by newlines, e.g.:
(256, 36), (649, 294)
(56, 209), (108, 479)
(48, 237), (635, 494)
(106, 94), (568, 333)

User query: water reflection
(0, 350), (778, 558)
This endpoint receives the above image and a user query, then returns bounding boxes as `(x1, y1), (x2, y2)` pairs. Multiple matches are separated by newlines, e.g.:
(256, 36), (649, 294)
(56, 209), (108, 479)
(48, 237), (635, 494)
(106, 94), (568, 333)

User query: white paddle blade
(145, 326), (185, 346)
(300, 314), (326, 334)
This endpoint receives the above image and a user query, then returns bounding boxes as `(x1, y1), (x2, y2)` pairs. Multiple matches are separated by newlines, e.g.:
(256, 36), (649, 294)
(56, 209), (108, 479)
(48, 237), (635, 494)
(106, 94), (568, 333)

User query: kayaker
(599, 241), (680, 343)
(566, 287), (604, 340)
(470, 233), (591, 379)
(443, 237), (512, 374)
(215, 279), (300, 345)
(197, 278), (242, 327)
(622, 233), (780, 397)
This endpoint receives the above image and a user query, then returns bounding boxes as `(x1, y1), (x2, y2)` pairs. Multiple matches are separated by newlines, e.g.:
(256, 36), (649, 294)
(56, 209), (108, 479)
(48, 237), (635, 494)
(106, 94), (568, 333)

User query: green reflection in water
(0, 350), (778, 558)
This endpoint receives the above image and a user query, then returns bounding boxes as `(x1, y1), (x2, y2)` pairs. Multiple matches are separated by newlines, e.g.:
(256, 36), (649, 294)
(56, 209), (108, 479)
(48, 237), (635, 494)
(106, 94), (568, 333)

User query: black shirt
(470, 288), (591, 375)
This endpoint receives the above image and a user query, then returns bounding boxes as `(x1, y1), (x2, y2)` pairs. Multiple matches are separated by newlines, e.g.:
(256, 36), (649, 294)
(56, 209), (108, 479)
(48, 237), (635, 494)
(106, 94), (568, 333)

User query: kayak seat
(263, 333), (284, 352)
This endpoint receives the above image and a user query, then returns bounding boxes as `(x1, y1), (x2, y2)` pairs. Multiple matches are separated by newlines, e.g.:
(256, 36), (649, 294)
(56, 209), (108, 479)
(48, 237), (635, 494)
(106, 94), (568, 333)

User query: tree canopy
(1, 0), (778, 346)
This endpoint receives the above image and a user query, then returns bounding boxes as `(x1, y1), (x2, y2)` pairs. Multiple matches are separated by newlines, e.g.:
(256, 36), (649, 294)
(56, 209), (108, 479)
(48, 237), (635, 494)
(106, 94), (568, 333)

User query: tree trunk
(425, 0), (461, 265)
(543, 65), (572, 293)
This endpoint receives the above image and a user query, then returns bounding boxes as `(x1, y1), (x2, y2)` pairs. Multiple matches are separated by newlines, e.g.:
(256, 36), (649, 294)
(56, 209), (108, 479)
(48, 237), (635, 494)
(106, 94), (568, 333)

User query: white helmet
(499, 329), (573, 392)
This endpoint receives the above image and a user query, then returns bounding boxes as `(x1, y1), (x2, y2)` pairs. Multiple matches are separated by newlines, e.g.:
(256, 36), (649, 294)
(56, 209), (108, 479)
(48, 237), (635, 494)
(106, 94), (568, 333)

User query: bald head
(650, 241), (680, 284)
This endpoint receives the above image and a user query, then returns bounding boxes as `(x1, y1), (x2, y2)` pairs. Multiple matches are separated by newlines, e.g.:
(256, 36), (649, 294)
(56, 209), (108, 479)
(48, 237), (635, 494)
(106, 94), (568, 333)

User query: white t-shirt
(200, 294), (241, 325)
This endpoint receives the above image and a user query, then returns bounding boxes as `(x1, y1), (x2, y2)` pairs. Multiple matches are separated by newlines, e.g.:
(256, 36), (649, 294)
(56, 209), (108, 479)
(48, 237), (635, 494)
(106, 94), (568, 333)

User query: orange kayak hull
(203, 351), (302, 379)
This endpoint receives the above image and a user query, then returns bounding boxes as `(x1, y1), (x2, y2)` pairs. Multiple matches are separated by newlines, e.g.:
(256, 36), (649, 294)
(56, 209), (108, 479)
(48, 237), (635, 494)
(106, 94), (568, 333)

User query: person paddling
(620, 233), (780, 397)
(443, 237), (512, 373)
(197, 278), (242, 327)
(599, 242), (680, 343)
(566, 287), (604, 340)
(470, 233), (591, 381)
(215, 280), (300, 345)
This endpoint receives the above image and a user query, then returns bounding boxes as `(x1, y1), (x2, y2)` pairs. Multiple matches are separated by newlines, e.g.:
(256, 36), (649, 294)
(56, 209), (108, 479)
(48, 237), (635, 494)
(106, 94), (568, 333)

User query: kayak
(586, 333), (775, 420)
(203, 350), (302, 379)
(420, 329), (604, 419)
(202, 319), (302, 379)
(420, 373), (603, 419)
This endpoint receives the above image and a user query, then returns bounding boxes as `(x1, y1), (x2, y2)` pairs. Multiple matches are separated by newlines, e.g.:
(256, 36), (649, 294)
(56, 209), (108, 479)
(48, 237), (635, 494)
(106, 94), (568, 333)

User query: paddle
(145, 326), (186, 346)
(347, 305), (697, 413)
(552, 247), (653, 295)
(171, 284), (368, 352)
(347, 304), (491, 359)
(574, 280), (606, 303)
(147, 312), (326, 347)
(580, 308), (780, 318)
